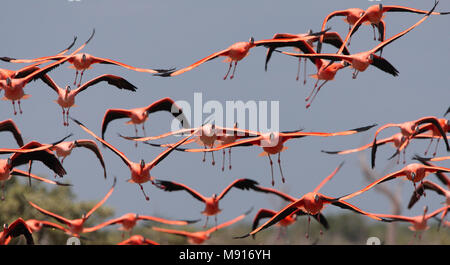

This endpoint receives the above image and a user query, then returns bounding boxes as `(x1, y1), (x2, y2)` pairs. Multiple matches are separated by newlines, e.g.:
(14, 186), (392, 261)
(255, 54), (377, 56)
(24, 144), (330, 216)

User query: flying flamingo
(339, 163), (450, 202)
(155, 36), (332, 79)
(84, 213), (199, 239)
(341, 2), (449, 47)
(39, 73), (137, 126)
(370, 117), (449, 168)
(0, 140), (68, 199)
(264, 29), (351, 84)
(412, 155), (449, 188)
(71, 118), (197, 201)
(0, 30), (172, 87)
(0, 218), (34, 245)
(0, 36), (77, 81)
(235, 163), (386, 239)
(148, 124), (376, 185)
(153, 210), (250, 245)
(0, 29), (95, 115)
(414, 108), (450, 156)
(155, 178), (258, 227)
(49, 139), (107, 179)
(376, 206), (449, 241)
(25, 219), (69, 234)
(101, 97), (190, 145)
(135, 123), (255, 170)
(28, 177), (116, 238)
(117, 235), (159, 245)
(120, 123), (234, 166)
(0, 119), (24, 147)
(280, 3), (439, 84)
(273, 43), (348, 108)
(407, 180), (449, 225)
(316, 8), (365, 51)
(322, 132), (448, 157)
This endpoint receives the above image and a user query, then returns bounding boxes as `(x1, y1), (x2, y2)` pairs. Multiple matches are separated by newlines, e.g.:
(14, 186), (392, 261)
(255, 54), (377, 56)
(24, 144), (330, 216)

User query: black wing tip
(353, 123), (377, 133)
(55, 181), (73, 187)
(69, 116), (83, 126)
(233, 233), (250, 239)
(444, 106), (450, 117)
(153, 68), (176, 77)
(154, 67), (176, 73)
(244, 207), (254, 216)
(183, 219), (201, 224)
(0, 56), (15, 62)
(321, 150), (340, 155)
(412, 154), (431, 162)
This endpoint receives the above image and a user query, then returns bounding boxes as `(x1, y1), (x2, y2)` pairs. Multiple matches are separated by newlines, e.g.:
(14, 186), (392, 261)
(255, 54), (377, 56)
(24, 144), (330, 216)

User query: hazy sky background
(0, 0), (449, 237)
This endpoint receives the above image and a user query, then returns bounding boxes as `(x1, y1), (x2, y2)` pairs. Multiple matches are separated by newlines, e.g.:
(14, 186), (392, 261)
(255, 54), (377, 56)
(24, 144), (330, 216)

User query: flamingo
(84, 213), (199, 239)
(273, 43), (348, 108)
(49, 139), (107, 179)
(28, 177), (116, 238)
(280, 3), (439, 83)
(0, 30), (172, 87)
(322, 132), (448, 157)
(264, 29), (351, 84)
(0, 218), (34, 245)
(316, 8), (365, 51)
(339, 163), (450, 202)
(0, 36), (77, 81)
(407, 180), (449, 225)
(71, 118), (197, 201)
(153, 210), (250, 245)
(147, 124), (376, 186)
(341, 2), (449, 47)
(370, 117), (449, 168)
(0, 29), (95, 115)
(0, 119), (24, 147)
(25, 219), (69, 234)
(155, 36), (334, 79)
(155, 178), (258, 227)
(0, 140), (69, 199)
(412, 155), (449, 188)
(39, 73), (137, 126)
(101, 97), (190, 144)
(376, 206), (449, 241)
(235, 163), (386, 239)
(414, 108), (450, 156)
(117, 235), (159, 245)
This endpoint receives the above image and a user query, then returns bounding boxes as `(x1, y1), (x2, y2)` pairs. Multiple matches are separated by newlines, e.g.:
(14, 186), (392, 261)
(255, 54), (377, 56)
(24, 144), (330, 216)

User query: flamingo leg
(73, 71), (78, 86)
(210, 145), (215, 166)
(221, 149), (225, 171)
(306, 80), (328, 109)
(12, 101), (17, 115)
(142, 123), (146, 137)
(1, 181), (4, 200)
(18, 100), (23, 114)
(352, 69), (359, 79)
(278, 152), (285, 183)
(303, 58), (307, 85)
(228, 148), (232, 170)
(138, 184), (150, 201)
(202, 146), (206, 162)
(223, 62), (233, 80)
(66, 108), (71, 126)
(305, 80), (319, 102)
(61, 107), (66, 126)
(372, 24), (377, 41)
(268, 154), (274, 186)
(78, 70), (85, 87)
(215, 215), (218, 229)
(424, 138), (434, 156)
(296, 58), (301, 81)
(134, 124), (138, 148)
(432, 138), (440, 157)
(230, 61), (238, 79)
(203, 216), (209, 228)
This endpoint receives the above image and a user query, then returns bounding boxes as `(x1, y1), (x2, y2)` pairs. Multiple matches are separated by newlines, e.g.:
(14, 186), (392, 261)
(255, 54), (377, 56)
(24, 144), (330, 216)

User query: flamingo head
(249, 37), (254, 44)
(82, 54), (87, 62)
(5, 77), (11, 87)
(140, 159), (146, 169)
(314, 194), (320, 203)
(234, 122), (238, 129)
(6, 158), (12, 168)
(378, 3), (383, 11)
(410, 172), (416, 181)
(212, 193), (218, 200)
(81, 213), (87, 221)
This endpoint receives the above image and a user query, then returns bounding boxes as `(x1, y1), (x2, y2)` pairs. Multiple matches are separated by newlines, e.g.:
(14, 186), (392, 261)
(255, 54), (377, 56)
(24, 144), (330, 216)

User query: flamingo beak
(82, 54), (86, 62)
(249, 37), (255, 45)
(234, 122), (238, 128)
(411, 172), (416, 181)
(140, 159), (145, 169)
(6, 158), (12, 167)
(6, 78), (11, 86)
(379, 3), (383, 10)
(314, 194), (320, 202)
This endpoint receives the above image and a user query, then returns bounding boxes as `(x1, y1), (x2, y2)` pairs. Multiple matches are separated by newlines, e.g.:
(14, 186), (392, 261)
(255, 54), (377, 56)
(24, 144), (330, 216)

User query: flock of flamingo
(0, 2), (449, 245)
